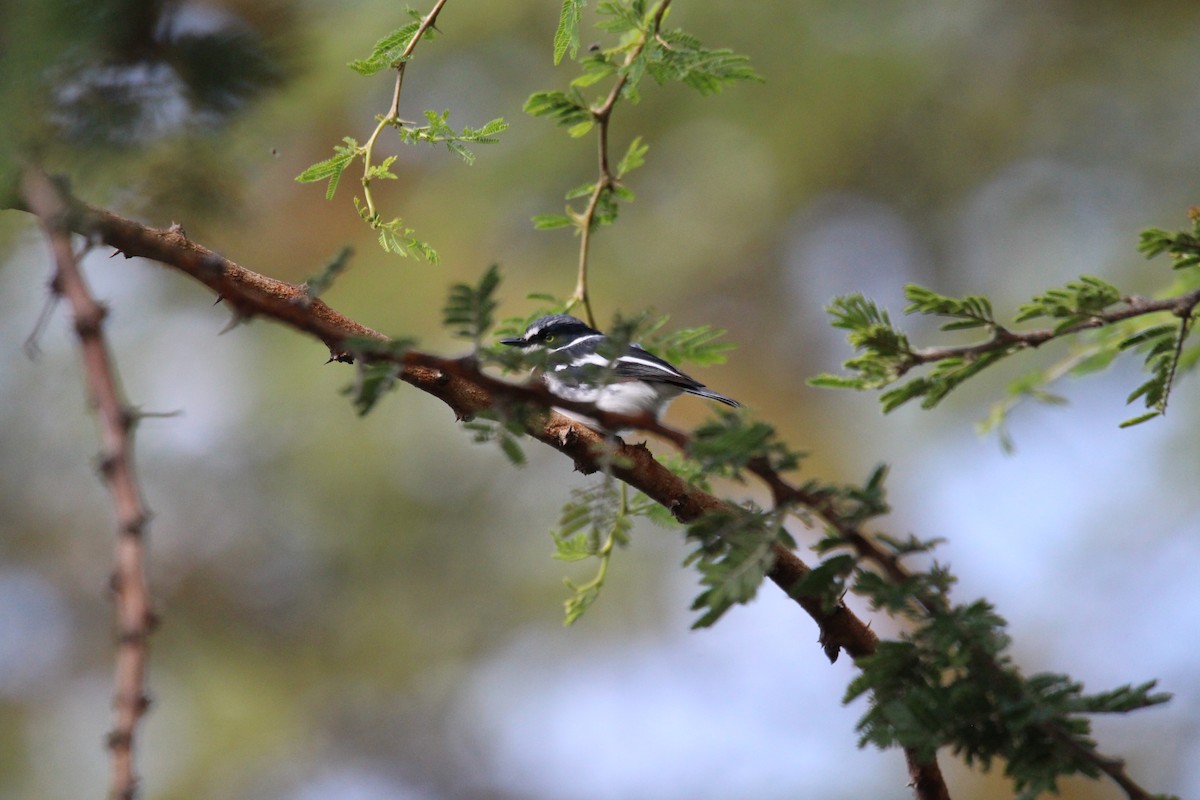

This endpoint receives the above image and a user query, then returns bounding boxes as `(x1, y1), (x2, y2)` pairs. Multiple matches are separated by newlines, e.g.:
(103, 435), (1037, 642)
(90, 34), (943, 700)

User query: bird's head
(499, 314), (599, 351)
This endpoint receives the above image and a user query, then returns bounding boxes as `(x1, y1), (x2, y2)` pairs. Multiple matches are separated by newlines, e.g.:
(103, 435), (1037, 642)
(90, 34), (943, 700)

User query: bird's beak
(499, 337), (526, 347)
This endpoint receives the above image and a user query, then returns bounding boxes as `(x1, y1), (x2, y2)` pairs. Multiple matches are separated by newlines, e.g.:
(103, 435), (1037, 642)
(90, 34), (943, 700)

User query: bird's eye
(544, 334), (556, 343)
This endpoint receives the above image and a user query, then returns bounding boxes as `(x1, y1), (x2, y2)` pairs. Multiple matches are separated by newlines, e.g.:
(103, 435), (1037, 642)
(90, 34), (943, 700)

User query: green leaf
(646, 29), (763, 96)
(549, 478), (632, 625)
(349, 21), (421, 76)
(567, 119), (596, 138)
(690, 414), (802, 477)
(394, 110), (509, 164)
(295, 137), (360, 200)
(1014, 275), (1121, 323)
(616, 136), (648, 178)
(524, 90), (594, 128)
(571, 52), (618, 88)
(553, 0), (586, 64)
(443, 264), (502, 345)
(344, 362), (399, 416)
(373, 217), (439, 263)
(338, 336), (414, 416)
(640, 322), (736, 367)
(685, 507), (784, 628)
(365, 154), (398, 182)
(532, 214), (573, 230)
(904, 284), (995, 326)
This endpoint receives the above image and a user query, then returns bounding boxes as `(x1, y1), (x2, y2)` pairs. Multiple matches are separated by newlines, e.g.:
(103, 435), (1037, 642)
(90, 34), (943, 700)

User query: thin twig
(361, 0), (450, 218)
(902, 293), (1200, 374)
(20, 170), (156, 800)
(571, 0), (673, 326)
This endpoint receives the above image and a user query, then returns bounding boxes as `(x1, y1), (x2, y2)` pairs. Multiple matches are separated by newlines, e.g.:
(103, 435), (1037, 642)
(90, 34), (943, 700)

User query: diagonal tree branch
(20, 170), (156, 800)
(13, 174), (1174, 800)
(30, 182), (880, 661)
(9, 174), (970, 797)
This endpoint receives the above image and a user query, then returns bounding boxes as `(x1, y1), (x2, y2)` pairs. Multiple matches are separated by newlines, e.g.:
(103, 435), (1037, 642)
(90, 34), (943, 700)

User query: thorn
(213, 295), (224, 306)
(819, 630), (840, 664)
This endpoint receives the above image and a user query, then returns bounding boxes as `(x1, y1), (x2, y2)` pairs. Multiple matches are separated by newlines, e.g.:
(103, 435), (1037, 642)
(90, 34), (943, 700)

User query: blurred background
(2, 1), (1199, 798)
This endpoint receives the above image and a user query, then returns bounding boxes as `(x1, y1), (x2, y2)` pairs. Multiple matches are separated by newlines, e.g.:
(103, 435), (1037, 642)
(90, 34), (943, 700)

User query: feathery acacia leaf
(553, 0), (586, 64)
(348, 20), (421, 76)
(443, 264), (502, 346)
(295, 137), (360, 200)
(684, 506), (786, 629)
(394, 110), (508, 164)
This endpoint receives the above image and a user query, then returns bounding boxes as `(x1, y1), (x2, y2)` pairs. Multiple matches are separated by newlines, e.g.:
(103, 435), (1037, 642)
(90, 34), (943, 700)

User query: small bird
(500, 314), (739, 422)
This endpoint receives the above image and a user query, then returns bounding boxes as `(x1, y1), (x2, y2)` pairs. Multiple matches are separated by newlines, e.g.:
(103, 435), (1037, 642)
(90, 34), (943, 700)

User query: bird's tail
(686, 386), (740, 407)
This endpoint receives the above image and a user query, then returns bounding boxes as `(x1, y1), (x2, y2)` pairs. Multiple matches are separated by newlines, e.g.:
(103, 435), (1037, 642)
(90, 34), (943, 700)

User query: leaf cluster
(646, 29), (763, 96)
(684, 506), (791, 628)
(1014, 275), (1122, 331)
(443, 264), (501, 349)
(815, 218), (1200, 436)
(632, 316), (736, 367)
(296, 139), (442, 262)
(392, 110), (509, 166)
(689, 413), (802, 478)
(1138, 207), (1200, 269)
(295, 7), (506, 258)
(529, 0), (759, 235)
(550, 1), (761, 95)
(847, 591), (1171, 799)
(551, 478), (632, 624)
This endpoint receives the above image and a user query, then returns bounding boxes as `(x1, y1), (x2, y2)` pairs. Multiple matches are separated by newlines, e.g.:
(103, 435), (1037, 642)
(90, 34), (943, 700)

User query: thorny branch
(11, 175), (1170, 800)
(12, 178), (937, 799)
(20, 170), (156, 800)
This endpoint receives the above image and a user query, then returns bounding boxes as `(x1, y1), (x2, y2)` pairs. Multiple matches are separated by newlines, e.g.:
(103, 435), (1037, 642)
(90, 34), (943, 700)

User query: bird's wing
(613, 344), (703, 388)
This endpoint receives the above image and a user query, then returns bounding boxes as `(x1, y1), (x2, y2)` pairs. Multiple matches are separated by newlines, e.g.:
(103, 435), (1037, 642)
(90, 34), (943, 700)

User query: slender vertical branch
(20, 170), (156, 800)
(571, 0), (672, 327)
(361, 0), (450, 217)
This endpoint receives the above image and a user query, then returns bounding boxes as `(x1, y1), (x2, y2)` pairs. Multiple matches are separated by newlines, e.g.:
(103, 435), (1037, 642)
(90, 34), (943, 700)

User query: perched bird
(500, 314), (739, 422)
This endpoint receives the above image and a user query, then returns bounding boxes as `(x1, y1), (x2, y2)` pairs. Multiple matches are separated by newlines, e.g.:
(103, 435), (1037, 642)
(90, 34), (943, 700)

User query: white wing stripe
(614, 353), (687, 378)
(550, 334), (602, 353)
